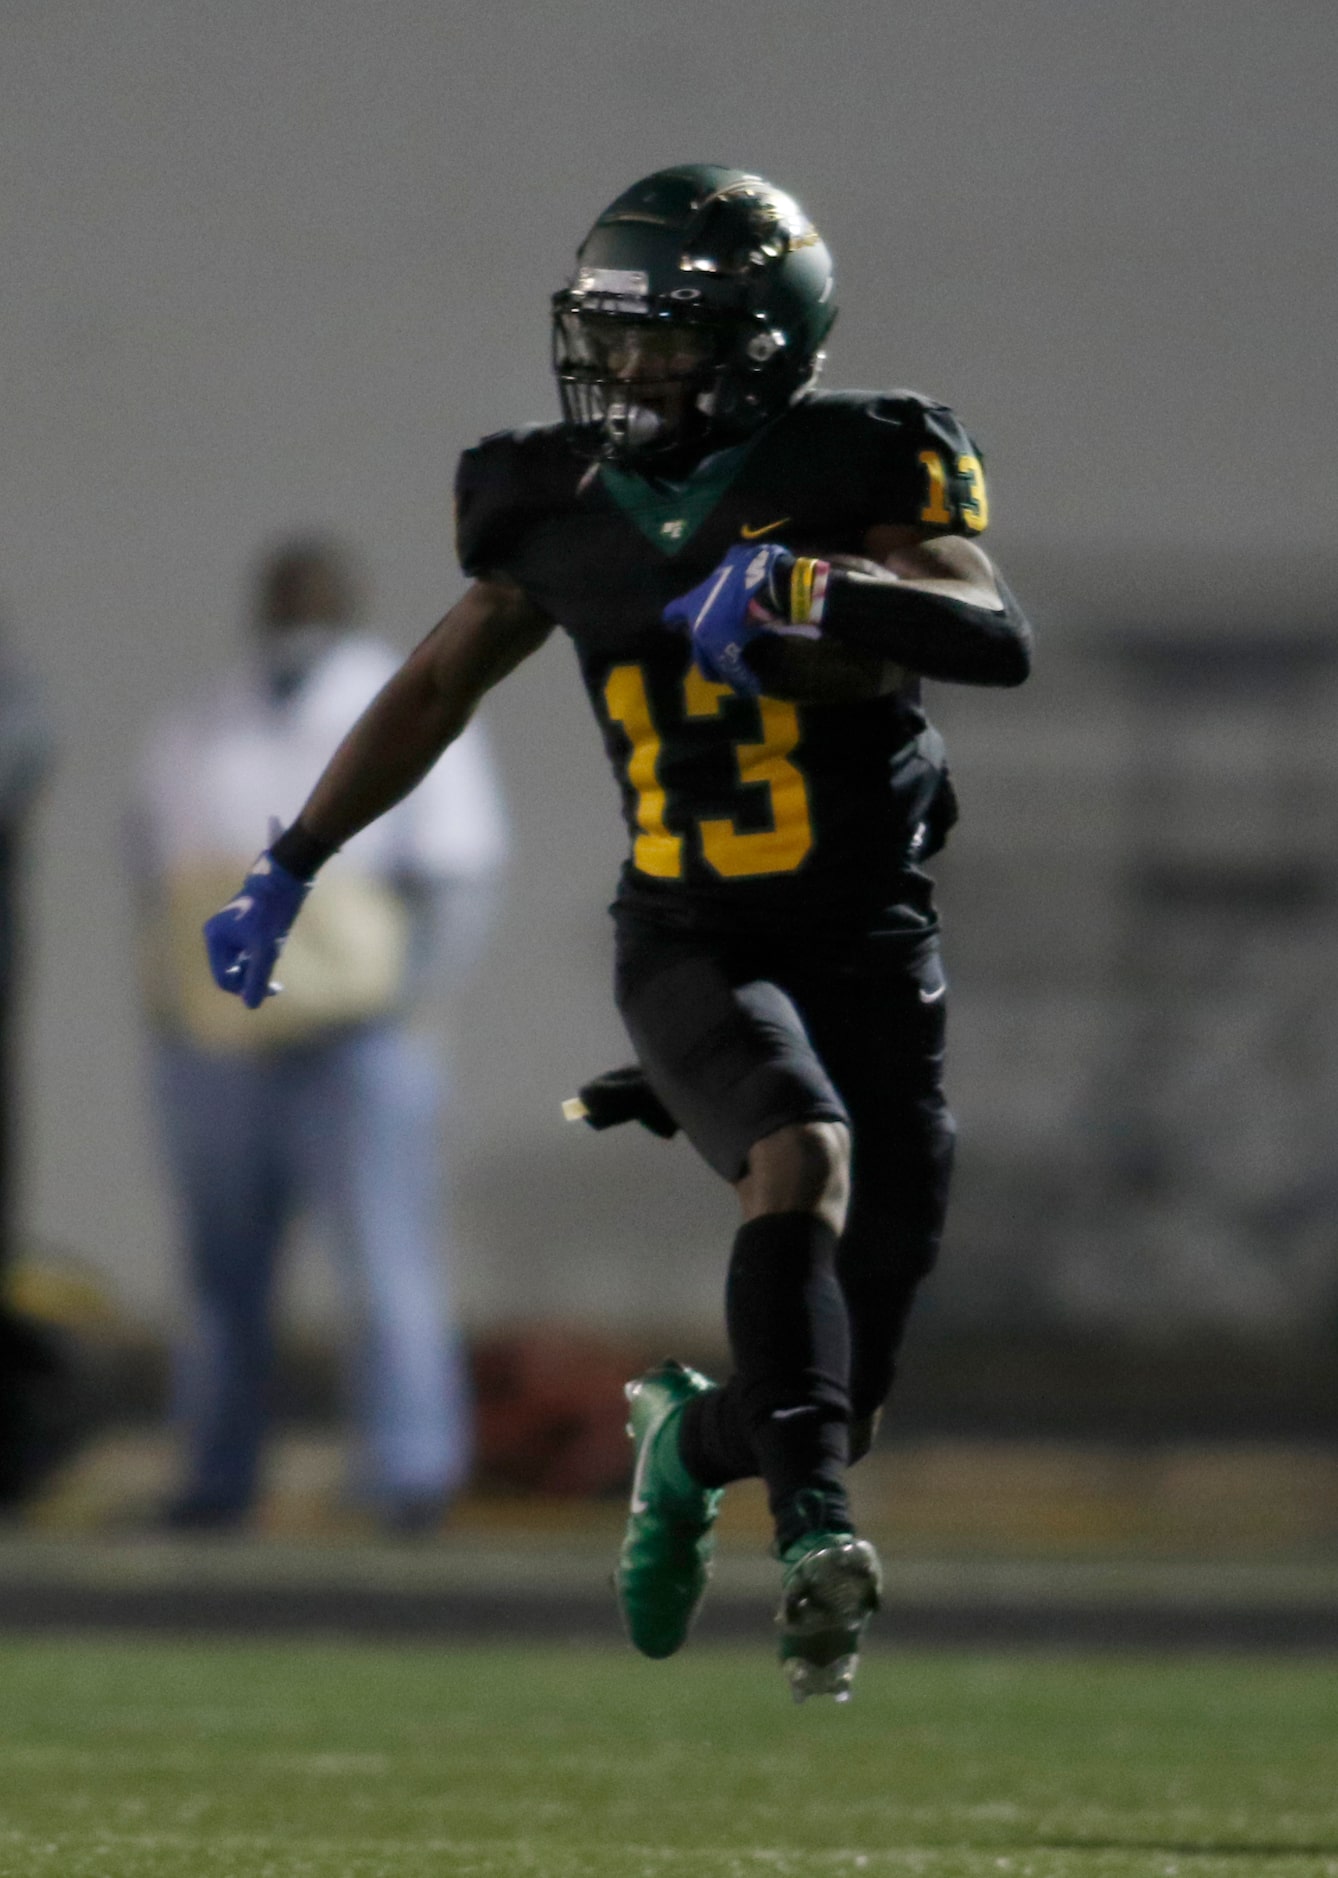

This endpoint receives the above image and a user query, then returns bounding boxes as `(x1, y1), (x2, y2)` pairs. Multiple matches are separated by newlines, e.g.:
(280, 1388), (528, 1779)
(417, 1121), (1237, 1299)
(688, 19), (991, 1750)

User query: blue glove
(202, 842), (311, 1011)
(662, 542), (794, 695)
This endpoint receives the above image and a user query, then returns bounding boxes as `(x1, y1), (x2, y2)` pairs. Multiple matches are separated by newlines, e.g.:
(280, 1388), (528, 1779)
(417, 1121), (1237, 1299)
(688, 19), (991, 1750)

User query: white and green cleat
(777, 1531), (882, 1703)
(614, 1359), (723, 1659)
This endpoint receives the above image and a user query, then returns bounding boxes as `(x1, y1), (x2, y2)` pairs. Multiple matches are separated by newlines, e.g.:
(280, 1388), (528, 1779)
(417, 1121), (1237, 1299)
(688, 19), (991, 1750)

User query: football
(748, 554), (907, 704)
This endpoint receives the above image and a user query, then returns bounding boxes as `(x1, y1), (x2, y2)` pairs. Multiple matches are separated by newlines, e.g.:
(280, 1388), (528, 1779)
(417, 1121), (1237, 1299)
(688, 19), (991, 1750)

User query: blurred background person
(0, 627), (74, 1511)
(129, 537), (508, 1534)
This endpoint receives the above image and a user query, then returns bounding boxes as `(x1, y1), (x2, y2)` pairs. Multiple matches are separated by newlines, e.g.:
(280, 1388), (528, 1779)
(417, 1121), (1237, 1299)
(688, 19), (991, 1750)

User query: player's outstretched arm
(296, 576), (551, 854)
(202, 577), (551, 1008)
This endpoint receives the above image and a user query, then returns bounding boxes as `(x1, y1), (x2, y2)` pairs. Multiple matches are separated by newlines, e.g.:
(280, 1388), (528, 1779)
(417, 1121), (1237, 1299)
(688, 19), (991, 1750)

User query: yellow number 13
(918, 450), (989, 531)
(605, 665), (814, 881)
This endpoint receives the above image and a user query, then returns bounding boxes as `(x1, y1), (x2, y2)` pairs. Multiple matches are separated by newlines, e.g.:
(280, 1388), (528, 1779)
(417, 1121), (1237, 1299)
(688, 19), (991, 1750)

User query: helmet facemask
(552, 308), (733, 468)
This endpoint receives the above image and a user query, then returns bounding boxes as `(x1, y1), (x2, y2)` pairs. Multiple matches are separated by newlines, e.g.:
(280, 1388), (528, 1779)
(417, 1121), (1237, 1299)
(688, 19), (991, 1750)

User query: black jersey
(455, 389), (987, 935)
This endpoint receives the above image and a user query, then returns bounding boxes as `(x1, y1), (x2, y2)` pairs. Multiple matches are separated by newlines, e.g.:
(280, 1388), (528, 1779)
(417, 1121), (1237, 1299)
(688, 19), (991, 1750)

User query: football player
(203, 165), (1033, 1701)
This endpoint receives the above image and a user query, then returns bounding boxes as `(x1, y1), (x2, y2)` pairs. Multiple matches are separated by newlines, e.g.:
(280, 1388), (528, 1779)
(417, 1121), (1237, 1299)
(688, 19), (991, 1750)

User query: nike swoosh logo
(771, 1404), (818, 1421)
(918, 982), (947, 1004)
(627, 1388), (668, 1516)
(698, 562), (735, 623)
(740, 516), (791, 540)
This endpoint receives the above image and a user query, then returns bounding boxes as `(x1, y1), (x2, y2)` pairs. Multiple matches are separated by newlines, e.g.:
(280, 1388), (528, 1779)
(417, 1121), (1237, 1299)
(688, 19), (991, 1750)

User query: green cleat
(777, 1531), (882, 1703)
(614, 1359), (723, 1659)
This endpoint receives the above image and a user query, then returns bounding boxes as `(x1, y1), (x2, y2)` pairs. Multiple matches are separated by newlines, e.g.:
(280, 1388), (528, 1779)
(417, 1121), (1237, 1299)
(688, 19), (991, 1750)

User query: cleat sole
(777, 1536), (881, 1703)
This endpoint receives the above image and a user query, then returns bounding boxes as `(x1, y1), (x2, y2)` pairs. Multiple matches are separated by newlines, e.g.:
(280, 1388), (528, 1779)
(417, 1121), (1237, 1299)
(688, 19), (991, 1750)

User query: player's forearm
(270, 580), (550, 880)
(816, 570), (1033, 687)
(275, 655), (471, 875)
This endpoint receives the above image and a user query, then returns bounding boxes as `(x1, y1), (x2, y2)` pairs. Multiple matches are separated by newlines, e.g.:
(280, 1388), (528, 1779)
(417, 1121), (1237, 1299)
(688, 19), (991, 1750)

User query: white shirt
(136, 632), (509, 884)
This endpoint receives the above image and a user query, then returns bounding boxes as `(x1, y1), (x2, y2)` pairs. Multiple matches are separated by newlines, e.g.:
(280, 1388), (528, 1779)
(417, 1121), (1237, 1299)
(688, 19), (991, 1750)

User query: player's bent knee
(738, 1119), (851, 1228)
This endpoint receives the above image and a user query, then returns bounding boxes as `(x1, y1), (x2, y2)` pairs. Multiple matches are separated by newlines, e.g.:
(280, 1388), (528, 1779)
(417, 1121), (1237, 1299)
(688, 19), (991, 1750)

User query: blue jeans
(153, 1024), (470, 1516)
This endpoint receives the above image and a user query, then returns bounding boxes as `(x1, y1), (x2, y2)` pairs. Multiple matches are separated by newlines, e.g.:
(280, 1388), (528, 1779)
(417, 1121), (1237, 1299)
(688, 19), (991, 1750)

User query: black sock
(678, 1376), (755, 1488)
(680, 1212), (852, 1549)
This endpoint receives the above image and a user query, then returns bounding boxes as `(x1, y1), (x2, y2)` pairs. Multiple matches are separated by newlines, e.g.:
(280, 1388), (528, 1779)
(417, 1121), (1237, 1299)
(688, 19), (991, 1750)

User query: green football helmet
(552, 164), (837, 467)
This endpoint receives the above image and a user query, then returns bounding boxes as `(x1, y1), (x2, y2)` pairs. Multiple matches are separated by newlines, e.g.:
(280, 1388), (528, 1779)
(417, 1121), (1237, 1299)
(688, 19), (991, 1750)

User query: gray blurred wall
(2, 2), (1334, 1335)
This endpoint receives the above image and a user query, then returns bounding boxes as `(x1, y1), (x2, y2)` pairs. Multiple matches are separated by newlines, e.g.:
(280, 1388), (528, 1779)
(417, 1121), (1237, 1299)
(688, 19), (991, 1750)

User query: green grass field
(0, 1639), (1335, 1877)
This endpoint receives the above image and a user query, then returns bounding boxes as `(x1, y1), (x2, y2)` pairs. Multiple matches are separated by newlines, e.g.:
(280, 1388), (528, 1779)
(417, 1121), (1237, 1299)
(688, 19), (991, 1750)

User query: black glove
(565, 1065), (680, 1139)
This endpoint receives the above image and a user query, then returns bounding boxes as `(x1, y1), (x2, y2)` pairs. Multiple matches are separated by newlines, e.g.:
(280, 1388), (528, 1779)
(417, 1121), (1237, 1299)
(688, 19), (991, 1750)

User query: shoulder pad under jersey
(792, 389), (990, 538)
(454, 424), (572, 579)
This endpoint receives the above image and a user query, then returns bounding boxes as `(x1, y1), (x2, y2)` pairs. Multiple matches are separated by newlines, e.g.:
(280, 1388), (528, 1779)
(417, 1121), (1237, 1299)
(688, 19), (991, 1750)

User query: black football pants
(614, 913), (956, 1429)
